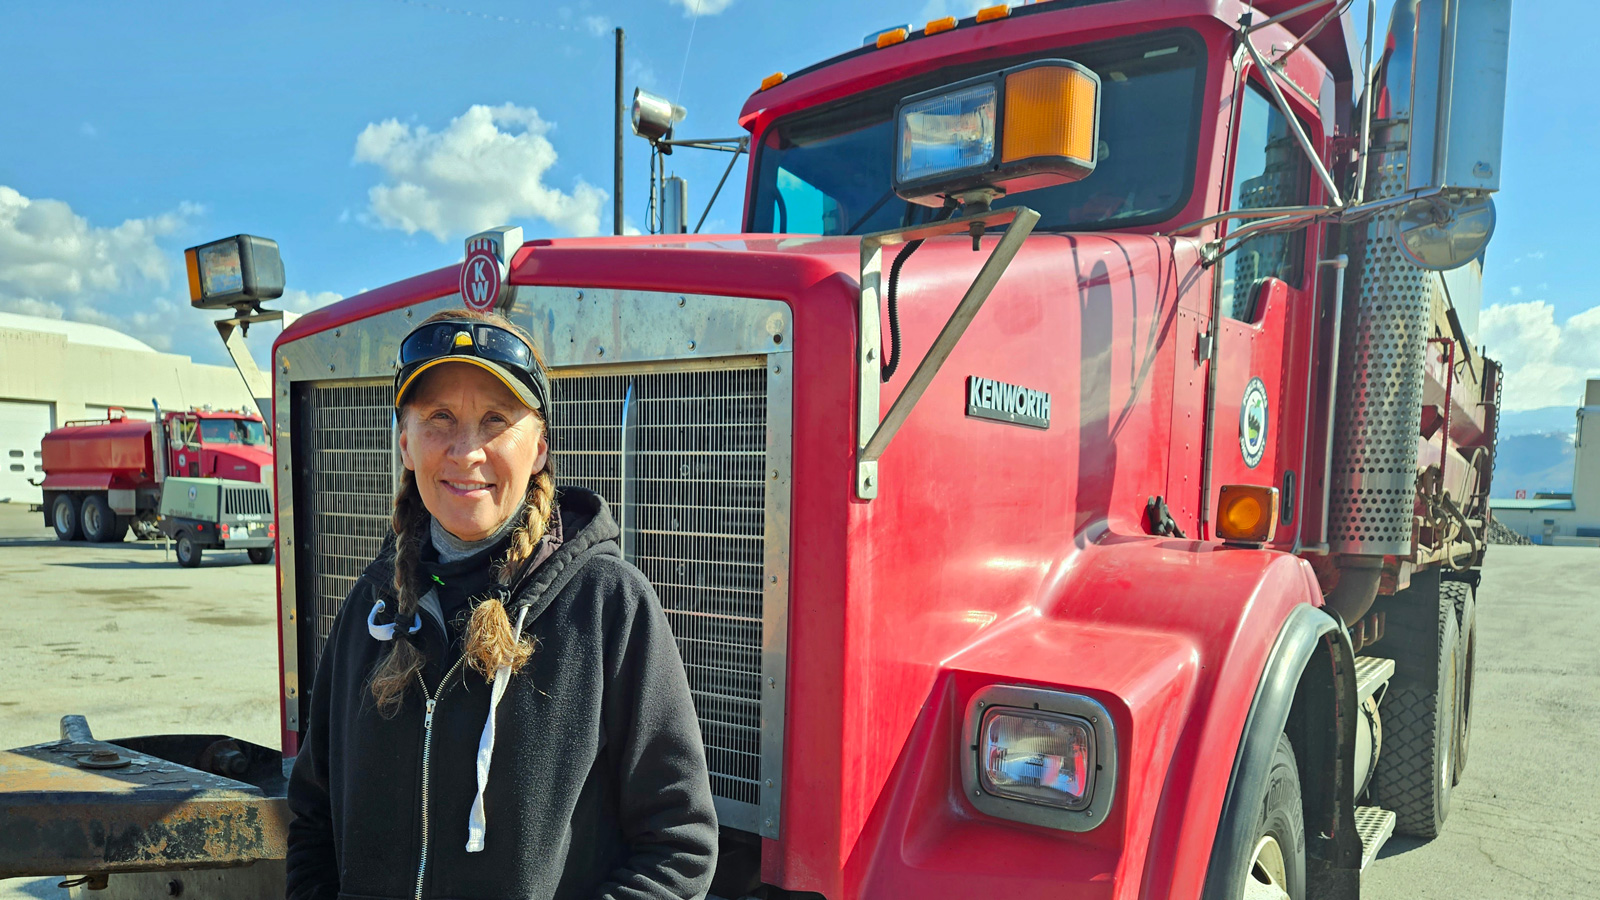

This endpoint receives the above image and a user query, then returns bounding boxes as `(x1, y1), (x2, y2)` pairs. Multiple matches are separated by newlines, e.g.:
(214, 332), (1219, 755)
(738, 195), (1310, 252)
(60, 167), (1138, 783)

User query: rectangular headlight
(979, 708), (1094, 809)
(961, 685), (1115, 831)
(896, 83), (997, 186)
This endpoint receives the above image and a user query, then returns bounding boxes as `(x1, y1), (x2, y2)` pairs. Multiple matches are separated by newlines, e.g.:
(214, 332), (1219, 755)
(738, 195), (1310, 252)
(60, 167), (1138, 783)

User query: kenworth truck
(0, 1), (1510, 898)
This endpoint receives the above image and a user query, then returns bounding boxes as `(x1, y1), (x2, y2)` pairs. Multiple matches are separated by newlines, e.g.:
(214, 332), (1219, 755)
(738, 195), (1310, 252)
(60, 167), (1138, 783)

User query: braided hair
(368, 309), (557, 716)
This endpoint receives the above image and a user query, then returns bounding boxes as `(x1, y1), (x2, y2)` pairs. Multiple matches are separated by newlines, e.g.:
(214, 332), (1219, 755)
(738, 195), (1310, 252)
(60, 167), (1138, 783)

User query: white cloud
(281, 288), (345, 312)
(669, 0), (735, 15)
(0, 186), (194, 302)
(583, 15), (611, 35)
(1509, 285), (1522, 297)
(354, 103), (604, 242)
(0, 185), (344, 366)
(1480, 301), (1600, 410)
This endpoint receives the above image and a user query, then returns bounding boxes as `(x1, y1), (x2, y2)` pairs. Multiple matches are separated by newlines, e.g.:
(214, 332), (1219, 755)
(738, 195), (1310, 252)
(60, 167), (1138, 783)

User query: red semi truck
(38, 405), (276, 565)
(0, 1), (1511, 898)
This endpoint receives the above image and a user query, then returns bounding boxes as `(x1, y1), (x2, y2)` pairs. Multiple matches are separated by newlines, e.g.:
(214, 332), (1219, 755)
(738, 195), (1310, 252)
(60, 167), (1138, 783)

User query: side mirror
(893, 59), (1101, 208)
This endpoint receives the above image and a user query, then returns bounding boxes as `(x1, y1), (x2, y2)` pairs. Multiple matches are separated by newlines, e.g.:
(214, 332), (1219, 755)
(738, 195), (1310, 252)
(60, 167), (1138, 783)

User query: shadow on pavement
(55, 557), (259, 570)
(1376, 834), (1430, 860)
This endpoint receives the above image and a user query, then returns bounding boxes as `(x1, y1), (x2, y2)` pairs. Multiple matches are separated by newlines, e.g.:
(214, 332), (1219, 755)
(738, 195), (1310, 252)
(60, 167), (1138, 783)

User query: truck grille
(302, 383), (397, 661)
(223, 485), (272, 517)
(299, 366), (770, 809)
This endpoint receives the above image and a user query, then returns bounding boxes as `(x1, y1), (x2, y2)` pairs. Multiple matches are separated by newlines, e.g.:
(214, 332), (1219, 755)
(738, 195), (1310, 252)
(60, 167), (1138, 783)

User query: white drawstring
(465, 604), (530, 852)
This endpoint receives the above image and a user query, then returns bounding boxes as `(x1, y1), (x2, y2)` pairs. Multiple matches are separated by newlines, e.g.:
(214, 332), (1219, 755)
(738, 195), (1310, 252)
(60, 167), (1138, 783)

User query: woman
(286, 309), (717, 900)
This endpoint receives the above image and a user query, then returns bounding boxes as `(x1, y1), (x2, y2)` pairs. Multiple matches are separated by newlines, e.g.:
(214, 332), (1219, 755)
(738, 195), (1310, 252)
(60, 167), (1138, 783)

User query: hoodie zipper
(414, 655), (467, 900)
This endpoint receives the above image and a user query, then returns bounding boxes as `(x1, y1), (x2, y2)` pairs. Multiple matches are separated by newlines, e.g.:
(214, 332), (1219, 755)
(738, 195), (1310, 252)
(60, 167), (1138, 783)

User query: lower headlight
(961, 685), (1116, 831)
(979, 708), (1094, 809)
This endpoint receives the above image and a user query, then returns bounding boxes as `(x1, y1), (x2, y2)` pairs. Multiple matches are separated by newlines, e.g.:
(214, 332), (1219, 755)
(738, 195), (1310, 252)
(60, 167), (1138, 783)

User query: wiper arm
(844, 189), (900, 235)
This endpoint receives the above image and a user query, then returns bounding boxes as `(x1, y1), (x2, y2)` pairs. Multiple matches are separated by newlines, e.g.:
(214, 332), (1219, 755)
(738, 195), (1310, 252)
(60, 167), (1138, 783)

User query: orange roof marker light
(760, 72), (786, 91)
(975, 4), (1012, 23)
(925, 16), (958, 35)
(1217, 485), (1280, 545)
(876, 27), (909, 48)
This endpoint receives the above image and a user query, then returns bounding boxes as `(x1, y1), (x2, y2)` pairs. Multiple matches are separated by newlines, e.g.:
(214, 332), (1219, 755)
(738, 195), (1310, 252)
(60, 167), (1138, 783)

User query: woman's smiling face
(398, 364), (548, 541)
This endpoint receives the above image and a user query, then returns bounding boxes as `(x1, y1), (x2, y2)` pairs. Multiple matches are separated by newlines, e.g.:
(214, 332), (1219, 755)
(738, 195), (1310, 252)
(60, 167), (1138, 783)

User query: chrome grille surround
(274, 287), (792, 838)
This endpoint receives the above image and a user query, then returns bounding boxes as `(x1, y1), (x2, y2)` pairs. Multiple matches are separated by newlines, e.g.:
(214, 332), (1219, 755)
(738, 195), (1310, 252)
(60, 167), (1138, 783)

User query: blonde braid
(368, 468), (432, 715)
(466, 453), (556, 680)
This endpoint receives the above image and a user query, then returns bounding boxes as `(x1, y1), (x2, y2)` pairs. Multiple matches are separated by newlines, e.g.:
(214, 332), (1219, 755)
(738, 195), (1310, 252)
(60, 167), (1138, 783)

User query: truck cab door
(1206, 80), (1321, 547)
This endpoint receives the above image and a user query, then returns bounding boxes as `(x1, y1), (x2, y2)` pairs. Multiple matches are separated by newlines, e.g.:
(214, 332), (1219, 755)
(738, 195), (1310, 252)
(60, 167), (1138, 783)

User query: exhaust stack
(1326, 0), (1511, 588)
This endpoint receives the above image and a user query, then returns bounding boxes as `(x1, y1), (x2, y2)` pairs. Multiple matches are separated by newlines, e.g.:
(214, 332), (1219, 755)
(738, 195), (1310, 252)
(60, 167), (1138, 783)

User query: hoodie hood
(361, 486), (619, 629)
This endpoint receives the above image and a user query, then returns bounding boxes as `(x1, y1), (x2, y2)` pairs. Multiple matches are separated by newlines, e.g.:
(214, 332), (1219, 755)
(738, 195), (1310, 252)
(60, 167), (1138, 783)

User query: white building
(1491, 379), (1600, 547)
(0, 312), (256, 505)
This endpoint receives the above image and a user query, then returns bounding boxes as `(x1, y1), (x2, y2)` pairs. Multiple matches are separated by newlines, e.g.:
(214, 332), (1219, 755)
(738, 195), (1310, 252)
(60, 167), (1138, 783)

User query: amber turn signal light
(1217, 485), (1279, 544)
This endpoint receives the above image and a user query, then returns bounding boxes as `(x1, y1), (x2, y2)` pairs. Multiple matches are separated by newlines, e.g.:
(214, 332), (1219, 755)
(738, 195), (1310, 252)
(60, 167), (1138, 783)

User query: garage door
(0, 399), (55, 505)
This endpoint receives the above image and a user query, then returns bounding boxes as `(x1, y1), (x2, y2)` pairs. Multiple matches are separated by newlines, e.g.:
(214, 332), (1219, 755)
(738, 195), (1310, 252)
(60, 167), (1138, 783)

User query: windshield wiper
(845, 189), (900, 235)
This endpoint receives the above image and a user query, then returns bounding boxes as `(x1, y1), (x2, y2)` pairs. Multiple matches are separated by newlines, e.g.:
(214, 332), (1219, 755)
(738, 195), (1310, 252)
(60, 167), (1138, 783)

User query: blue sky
(0, 0), (1593, 411)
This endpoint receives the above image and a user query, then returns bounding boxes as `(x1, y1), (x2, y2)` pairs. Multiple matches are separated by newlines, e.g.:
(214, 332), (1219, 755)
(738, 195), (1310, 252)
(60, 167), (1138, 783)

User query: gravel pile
(1487, 514), (1532, 545)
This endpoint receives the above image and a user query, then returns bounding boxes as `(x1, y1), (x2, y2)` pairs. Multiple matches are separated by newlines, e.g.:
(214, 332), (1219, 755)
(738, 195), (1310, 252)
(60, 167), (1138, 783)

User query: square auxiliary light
(185, 234), (285, 311)
(894, 59), (1101, 207)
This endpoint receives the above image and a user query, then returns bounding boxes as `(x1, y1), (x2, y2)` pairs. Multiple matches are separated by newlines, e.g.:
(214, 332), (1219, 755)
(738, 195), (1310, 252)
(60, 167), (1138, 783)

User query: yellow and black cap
(394, 318), (550, 412)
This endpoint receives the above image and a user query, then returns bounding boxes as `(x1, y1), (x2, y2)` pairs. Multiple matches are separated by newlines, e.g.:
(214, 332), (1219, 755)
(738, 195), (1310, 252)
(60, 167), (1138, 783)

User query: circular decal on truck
(459, 238), (503, 312)
(1239, 378), (1269, 469)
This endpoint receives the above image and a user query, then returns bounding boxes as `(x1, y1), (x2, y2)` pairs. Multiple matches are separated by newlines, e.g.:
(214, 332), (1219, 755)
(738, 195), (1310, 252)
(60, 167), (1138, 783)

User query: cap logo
(461, 236), (503, 312)
(453, 331), (473, 348)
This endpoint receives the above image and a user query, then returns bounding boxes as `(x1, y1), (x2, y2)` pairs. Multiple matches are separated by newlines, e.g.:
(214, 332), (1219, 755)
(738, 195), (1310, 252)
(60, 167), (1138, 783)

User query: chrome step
(1354, 656), (1395, 704)
(1355, 805), (1397, 871)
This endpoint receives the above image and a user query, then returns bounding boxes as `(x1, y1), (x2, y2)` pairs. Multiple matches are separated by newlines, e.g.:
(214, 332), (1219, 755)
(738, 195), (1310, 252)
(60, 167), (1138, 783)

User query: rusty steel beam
(0, 719), (288, 878)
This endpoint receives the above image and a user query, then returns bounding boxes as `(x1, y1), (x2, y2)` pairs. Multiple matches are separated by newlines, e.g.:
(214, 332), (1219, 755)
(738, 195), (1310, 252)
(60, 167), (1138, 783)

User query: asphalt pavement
(0, 501), (1594, 898)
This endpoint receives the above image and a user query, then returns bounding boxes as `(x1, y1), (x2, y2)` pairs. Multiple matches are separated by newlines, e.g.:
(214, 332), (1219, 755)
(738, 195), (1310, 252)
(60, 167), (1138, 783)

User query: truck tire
(80, 494), (127, 543)
(176, 531), (202, 568)
(248, 547), (274, 565)
(1240, 734), (1306, 900)
(1449, 580), (1476, 784)
(52, 493), (80, 541)
(1369, 577), (1459, 839)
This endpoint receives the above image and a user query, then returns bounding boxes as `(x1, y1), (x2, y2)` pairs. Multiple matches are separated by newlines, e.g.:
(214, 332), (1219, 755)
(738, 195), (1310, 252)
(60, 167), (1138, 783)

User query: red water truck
(38, 405), (275, 564)
(0, 1), (1511, 898)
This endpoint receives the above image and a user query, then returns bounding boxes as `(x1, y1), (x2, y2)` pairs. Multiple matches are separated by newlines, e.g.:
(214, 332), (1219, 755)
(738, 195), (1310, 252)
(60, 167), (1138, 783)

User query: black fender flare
(1200, 602), (1358, 900)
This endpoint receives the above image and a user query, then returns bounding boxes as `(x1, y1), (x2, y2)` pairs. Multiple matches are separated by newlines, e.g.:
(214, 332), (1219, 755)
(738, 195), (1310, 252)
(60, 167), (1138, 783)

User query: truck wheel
(80, 494), (127, 543)
(248, 547), (274, 565)
(1369, 577), (1459, 839)
(1449, 581), (1476, 784)
(1240, 734), (1306, 900)
(52, 493), (80, 541)
(176, 531), (202, 568)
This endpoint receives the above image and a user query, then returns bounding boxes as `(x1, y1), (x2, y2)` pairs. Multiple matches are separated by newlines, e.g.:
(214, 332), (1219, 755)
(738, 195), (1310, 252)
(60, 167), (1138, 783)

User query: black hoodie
(286, 488), (718, 900)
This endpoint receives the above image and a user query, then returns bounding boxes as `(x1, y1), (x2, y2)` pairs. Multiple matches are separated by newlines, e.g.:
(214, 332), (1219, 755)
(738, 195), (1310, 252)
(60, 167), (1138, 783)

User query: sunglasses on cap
(394, 319), (550, 412)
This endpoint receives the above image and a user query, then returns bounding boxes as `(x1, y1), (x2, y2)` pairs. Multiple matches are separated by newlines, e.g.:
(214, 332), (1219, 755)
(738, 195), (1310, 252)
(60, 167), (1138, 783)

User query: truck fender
(1200, 604), (1362, 900)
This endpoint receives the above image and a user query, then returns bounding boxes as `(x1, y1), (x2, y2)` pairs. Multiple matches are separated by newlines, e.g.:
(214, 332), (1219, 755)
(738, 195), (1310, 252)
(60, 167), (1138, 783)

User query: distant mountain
(1497, 405), (1581, 437)
(1491, 432), (1574, 499)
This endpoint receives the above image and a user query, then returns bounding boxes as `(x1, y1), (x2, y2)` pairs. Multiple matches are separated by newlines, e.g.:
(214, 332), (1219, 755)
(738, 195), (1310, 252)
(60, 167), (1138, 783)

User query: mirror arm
(855, 206), (1041, 499)
(694, 138), (749, 233)
(1239, 23), (1344, 206)
(215, 311), (300, 423)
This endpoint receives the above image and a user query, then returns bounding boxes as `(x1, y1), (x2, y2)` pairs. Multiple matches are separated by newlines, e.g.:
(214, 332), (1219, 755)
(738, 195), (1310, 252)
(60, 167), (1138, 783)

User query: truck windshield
(747, 30), (1204, 235)
(198, 419), (267, 445)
